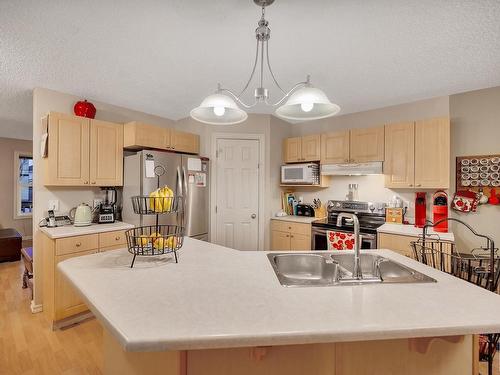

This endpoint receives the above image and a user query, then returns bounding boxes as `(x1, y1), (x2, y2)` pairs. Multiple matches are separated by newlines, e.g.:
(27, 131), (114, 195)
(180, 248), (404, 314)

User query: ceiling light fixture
(190, 0), (340, 125)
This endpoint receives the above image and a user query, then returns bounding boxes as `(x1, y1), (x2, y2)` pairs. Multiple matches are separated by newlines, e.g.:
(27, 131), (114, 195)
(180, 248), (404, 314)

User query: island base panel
(103, 330), (474, 375)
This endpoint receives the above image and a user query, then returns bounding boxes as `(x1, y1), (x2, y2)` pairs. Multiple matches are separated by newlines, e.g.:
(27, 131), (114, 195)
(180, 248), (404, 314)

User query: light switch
(48, 199), (59, 211)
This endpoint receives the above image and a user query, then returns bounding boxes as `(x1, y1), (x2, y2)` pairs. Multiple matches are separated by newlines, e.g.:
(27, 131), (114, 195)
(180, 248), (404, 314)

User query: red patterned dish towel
(327, 231), (355, 250)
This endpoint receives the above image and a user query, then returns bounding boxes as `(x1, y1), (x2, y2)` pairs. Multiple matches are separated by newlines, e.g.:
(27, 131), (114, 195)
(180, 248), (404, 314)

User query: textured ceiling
(1, 0), (500, 139)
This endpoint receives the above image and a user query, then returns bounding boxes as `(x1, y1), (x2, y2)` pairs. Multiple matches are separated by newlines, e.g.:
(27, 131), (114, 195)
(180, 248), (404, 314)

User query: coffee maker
(414, 192), (426, 228)
(432, 191), (449, 232)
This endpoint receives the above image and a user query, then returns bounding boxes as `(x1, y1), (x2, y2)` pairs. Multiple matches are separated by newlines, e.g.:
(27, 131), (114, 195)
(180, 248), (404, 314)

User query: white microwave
(281, 163), (320, 185)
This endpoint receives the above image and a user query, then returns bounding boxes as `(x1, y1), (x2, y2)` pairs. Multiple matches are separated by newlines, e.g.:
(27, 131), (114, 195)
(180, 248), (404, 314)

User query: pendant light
(190, 0), (340, 125)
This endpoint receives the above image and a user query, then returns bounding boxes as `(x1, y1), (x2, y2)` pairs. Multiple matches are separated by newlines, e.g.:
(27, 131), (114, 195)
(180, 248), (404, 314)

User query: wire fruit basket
(125, 164), (185, 268)
(411, 218), (500, 375)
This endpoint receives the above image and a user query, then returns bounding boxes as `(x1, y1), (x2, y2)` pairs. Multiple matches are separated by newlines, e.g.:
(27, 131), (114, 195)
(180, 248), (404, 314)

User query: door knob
(251, 214), (257, 219)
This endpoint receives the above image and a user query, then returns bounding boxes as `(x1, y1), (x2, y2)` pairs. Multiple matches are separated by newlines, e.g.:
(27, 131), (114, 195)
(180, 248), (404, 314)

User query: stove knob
(335, 202), (342, 208)
(369, 204), (375, 212)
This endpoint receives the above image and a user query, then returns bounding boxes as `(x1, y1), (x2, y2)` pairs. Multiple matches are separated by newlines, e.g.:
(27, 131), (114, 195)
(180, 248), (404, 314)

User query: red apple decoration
(74, 100), (96, 119)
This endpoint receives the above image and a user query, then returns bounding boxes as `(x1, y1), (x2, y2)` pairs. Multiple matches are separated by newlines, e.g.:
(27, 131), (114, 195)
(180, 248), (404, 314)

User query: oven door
(311, 227), (377, 250)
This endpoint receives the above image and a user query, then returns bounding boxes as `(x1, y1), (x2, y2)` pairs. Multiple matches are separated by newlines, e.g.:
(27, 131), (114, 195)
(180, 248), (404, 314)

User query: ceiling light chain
(190, 0), (340, 125)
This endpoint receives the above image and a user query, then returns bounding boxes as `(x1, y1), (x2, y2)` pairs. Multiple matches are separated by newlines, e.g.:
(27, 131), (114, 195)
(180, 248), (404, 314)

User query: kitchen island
(58, 238), (500, 375)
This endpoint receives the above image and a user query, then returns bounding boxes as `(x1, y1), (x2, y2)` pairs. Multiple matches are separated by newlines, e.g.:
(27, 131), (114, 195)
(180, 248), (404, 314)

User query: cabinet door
(301, 134), (321, 162)
(271, 230), (291, 250)
(384, 122), (415, 188)
(45, 113), (90, 186)
(414, 118), (450, 189)
(290, 234), (311, 251)
(349, 126), (385, 162)
(283, 137), (302, 163)
(320, 131), (350, 164)
(90, 120), (124, 186)
(377, 233), (416, 258)
(55, 249), (97, 320)
(123, 122), (169, 150)
(171, 130), (200, 154)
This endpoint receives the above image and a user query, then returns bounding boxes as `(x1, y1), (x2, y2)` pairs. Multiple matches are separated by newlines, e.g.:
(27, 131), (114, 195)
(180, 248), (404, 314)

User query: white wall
(288, 96), (450, 222)
(449, 86), (500, 251)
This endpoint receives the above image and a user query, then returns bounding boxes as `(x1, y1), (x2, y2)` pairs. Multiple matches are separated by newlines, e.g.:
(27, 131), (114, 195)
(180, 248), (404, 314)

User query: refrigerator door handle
(182, 167), (188, 197)
(176, 166), (182, 196)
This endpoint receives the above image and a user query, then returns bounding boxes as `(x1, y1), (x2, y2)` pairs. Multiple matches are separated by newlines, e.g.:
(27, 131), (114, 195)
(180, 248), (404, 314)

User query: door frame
(210, 133), (265, 251)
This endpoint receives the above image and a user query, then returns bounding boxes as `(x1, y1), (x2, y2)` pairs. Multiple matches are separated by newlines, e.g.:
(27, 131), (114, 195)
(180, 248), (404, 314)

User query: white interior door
(215, 138), (260, 250)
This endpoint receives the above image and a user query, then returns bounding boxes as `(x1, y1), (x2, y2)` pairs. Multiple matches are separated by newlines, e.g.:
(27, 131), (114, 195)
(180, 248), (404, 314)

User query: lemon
(137, 235), (150, 247)
(149, 189), (163, 213)
(165, 236), (177, 249)
(153, 237), (165, 250)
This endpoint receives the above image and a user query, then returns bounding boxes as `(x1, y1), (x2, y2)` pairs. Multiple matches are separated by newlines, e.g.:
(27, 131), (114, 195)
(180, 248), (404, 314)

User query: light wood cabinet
(415, 118), (450, 189)
(124, 122), (200, 154)
(90, 119), (124, 186)
(321, 131), (350, 164)
(349, 126), (385, 162)
(283, 135), (320, 163)
(171, 129), (200, 154)
(377, 232), (417, 257)
(43, 112), (90, 186)
(42, 230), (128, 327)
(43, 112), (123, 187)
(283, 137), (302, 163)
(271, 220), (311, 250)
(384, 122), (415, 188)
(384, 118), (450, 189)
(301, 135), (321, 161)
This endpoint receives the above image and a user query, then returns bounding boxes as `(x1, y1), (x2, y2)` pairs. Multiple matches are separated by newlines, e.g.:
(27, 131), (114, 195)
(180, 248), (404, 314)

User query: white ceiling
(1, 0), (500, 139)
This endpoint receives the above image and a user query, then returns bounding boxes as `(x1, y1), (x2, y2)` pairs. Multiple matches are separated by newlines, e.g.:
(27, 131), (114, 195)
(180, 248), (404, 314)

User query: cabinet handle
(76, 242), (81, 247)
(91, 181), (96, 185)
(344, 159), (349, 163)
(115, 236), (120, 241)
(408, 184), (413, 187)
(416, 184), (422, 187)
(288, 226), (292, 230)
(290, 235), (294, 238)
(84, 181), (89, 184)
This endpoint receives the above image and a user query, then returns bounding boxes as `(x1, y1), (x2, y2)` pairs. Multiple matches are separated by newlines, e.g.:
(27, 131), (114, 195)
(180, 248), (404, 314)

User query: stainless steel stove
(311, 200), (386, 250)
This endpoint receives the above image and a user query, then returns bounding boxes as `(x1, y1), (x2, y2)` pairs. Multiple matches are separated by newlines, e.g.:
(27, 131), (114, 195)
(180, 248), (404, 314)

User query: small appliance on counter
(296, 204), (315, 217)
(69, 203), (93, 227)
(432, 190), (449, 232)
(386, 208), (404, 224)
(98, 187), (116, 224)
(414, 192), (427, 228)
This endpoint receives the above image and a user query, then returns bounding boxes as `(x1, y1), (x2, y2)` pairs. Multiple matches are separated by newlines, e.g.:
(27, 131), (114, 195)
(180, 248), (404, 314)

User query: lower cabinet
(42, 230), (127, 326)
(271, 220), (311, 251)
(377, 233), (416, 257)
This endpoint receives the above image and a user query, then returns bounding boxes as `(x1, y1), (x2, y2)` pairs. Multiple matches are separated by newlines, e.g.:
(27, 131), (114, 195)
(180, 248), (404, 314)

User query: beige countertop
(40, 221), (134, 239)
(271, 216), (324, 224)
(377, 223), (455, 242)
(58, 238), (500, 352)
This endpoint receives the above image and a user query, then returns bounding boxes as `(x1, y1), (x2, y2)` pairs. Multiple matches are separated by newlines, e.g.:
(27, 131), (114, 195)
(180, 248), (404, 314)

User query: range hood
(321, 162), (383, 176)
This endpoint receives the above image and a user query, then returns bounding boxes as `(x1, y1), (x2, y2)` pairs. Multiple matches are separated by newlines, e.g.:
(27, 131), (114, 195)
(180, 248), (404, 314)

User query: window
(15, 152), (33, 219)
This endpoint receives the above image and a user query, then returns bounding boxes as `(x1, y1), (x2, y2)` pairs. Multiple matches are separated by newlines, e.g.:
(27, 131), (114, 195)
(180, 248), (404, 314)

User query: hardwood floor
(0, 261), (103, 374)
(0, 259), (498, 375)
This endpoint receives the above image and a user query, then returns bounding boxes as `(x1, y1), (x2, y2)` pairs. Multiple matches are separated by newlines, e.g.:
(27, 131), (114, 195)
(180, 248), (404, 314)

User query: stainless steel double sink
(268, 252), (436, 287)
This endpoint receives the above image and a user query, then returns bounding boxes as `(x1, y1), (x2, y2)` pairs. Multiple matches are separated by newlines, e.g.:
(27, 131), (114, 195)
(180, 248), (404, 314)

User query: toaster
(296, 204), (315, 217)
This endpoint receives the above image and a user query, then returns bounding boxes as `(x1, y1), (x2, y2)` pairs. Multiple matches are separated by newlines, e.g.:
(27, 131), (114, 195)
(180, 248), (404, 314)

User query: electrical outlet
(93, 198), (103, 209)
(48, 199), (59, 211)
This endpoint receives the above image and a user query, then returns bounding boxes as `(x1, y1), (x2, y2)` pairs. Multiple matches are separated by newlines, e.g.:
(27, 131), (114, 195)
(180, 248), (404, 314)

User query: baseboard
(30, 300), (43, 313)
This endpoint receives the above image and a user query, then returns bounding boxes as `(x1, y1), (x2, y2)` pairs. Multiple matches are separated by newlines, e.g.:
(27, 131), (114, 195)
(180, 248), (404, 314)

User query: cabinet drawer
(99, 230), (127, 249)
(55, 234), (99, 256)
(271, 220), (311, 236)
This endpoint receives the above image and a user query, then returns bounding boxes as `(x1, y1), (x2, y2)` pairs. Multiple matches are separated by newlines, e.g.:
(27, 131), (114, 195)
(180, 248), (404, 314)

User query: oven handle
(312, 226), (376, 240)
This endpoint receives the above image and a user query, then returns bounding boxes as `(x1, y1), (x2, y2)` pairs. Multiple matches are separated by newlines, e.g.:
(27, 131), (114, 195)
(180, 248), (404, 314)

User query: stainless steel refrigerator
(122, 150), (210, 241)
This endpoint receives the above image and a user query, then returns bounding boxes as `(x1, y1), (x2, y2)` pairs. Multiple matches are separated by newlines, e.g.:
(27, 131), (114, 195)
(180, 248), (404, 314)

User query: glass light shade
(190, 94), (248, 125)
(275, 86), (340, 121)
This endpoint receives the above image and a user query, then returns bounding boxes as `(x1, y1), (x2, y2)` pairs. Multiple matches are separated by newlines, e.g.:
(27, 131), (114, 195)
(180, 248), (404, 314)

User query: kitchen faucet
(336, 213), (362, 280)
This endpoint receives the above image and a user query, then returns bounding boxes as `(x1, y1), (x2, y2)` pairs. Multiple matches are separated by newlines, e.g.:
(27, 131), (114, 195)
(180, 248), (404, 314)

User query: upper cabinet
(349, 126), (385, 163)
(283, 135), (320, 163)
(414, 118), (450, 189)
(384, 122), (415, 188)
(385, 118), (450, 189)
(124, 122), (199, 154)
(321, 130), (350, 164)
(170, 129), (200, 154)
(43, 112), (123, 187)
(89, 119), (124, 186)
